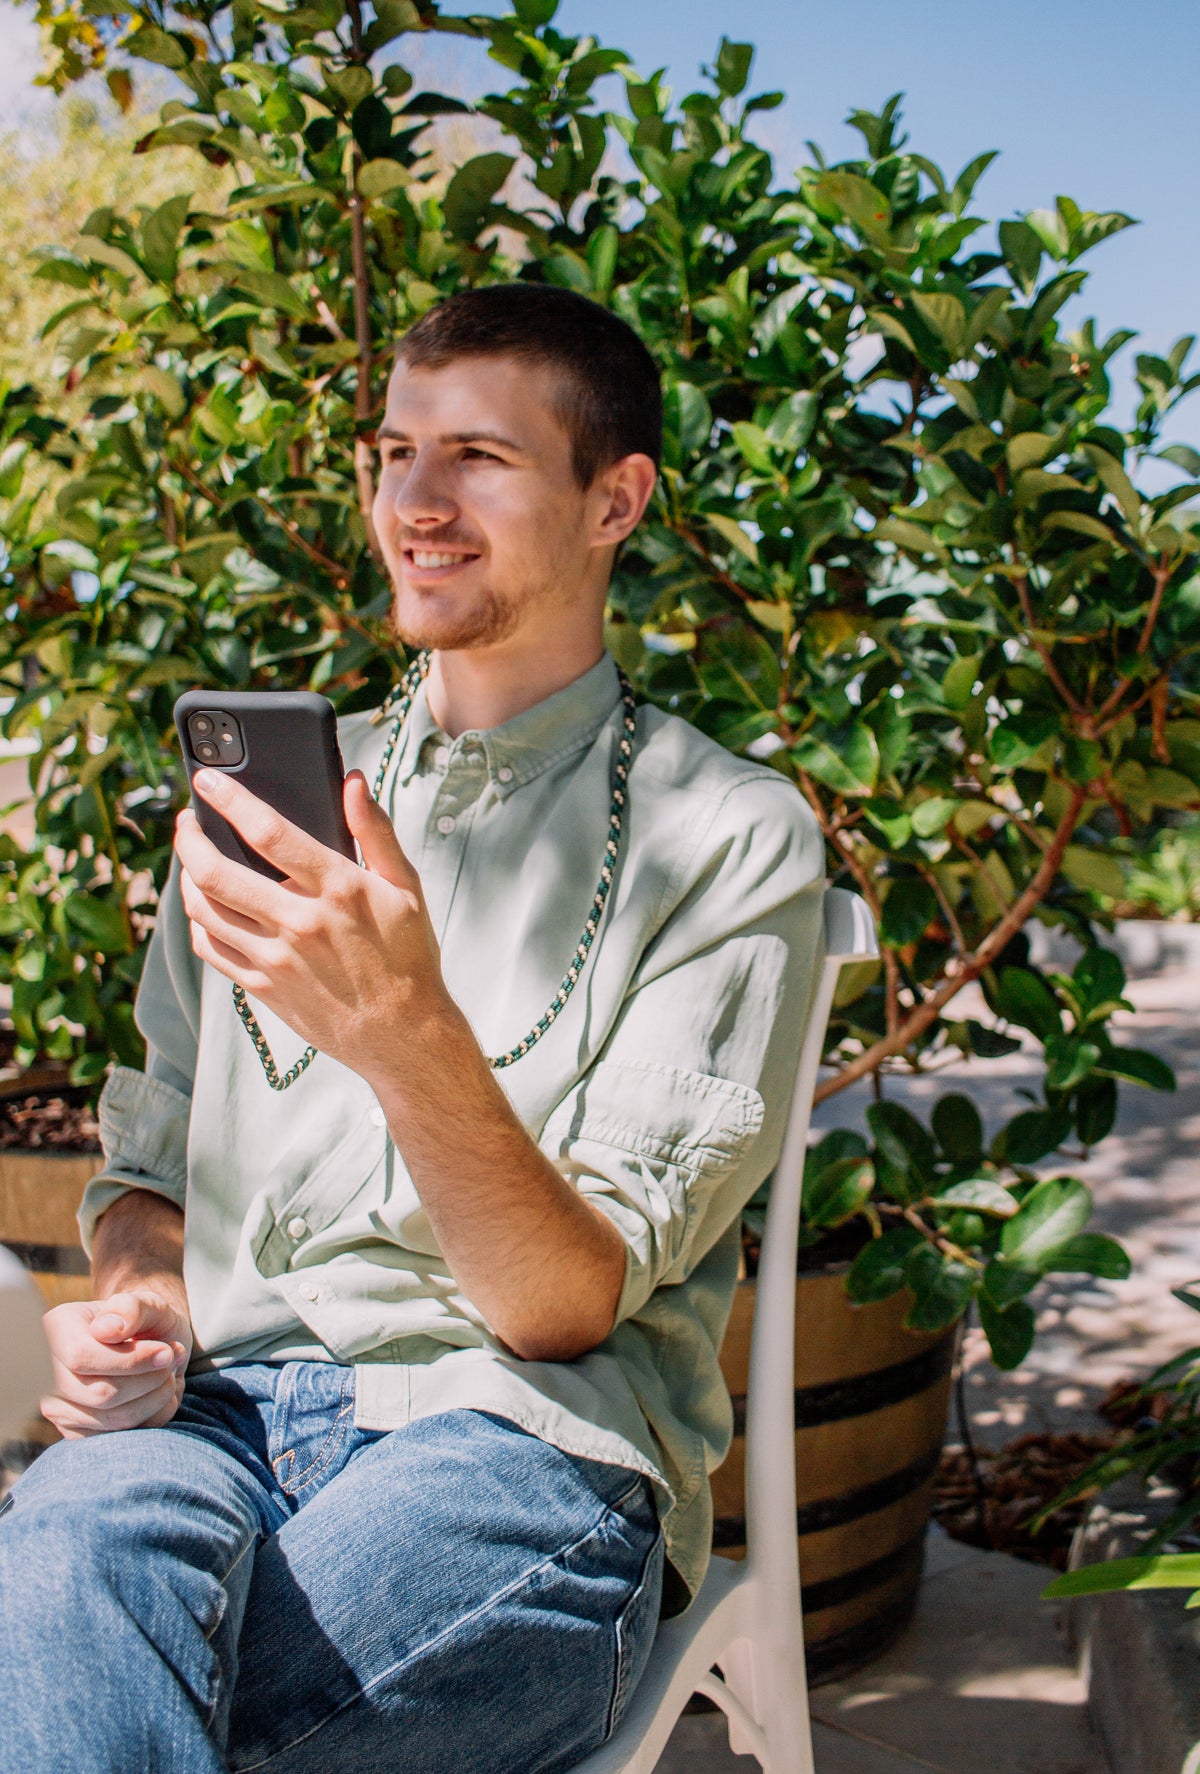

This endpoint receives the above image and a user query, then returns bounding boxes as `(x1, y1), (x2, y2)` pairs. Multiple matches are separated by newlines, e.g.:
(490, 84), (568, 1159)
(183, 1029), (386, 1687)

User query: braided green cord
(232, 653), (637, 1090)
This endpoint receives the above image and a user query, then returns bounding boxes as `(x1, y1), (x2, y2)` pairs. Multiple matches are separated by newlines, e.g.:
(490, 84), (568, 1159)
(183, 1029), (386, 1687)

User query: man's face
(373, 354), (599, 654)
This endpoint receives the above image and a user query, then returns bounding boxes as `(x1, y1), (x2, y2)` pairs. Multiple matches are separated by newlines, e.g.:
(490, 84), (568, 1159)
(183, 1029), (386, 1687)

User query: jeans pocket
(605, 1528), (665, 1741)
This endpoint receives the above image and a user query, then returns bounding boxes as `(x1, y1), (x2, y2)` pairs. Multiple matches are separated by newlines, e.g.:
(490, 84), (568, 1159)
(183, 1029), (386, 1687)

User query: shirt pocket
(541, 1058), (764, 1321)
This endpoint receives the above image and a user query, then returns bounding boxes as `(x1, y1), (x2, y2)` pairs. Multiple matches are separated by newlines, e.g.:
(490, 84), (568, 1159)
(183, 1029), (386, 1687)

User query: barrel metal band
(727, 1334), (955, 1436)
(4, 1239), (90, 1277)
(711, 1446), (941, 1550)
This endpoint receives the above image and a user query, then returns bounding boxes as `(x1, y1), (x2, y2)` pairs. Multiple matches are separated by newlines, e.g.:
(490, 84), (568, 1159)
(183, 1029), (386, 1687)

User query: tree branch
(815, 785), (1087, 1103)
(346, 0), (383, 567)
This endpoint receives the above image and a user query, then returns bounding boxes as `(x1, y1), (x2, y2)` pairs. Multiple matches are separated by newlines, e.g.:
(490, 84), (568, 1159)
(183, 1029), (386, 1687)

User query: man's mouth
(402, 547), (480, 573)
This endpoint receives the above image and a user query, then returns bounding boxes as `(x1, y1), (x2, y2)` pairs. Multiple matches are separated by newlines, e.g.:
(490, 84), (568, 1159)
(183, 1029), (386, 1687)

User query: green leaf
(513, 0), (559, 24)
(983, 1257), (1039, 1309)
(1045, 1554), (1200, 1600)
(1073, 946), (1126, 1013)
(1061, 846), (1128, 899)
(937, 1176), (1017, 1217)
(358, 159), (410, 198)
(932, 1094), (985, 1163)
(814, 171), (892, 243)
(443, 153), (515, 239)
(880, 877), (937, 948)
(995, 1106), (1072, 1165)
(1038, 1233), (1130, 1279)
(731, 421), (776, 475)
(765, 390), (817, 454)
(140, 193), (190, 283)
(714, 37), (754, 96)
(791, 723), (879, 796)
(863, 798), (912, 848)
(978, 1295), (1035, 1369)
(990, 711), (1059, 770)
(995, 966), (1062, 1040)
(129, 24), (192, 68)
(64, 895), (131, 956)
(845, 1226), (923, 1303)
(903, 1245), (975, 1332)
(1075, 1077), (1118, 1146)
(911, 796), (957, 838)
(705, 512), (759, 564)
(1044, 1033), (1102, 1093)
(1093, 1046), (1175, 1092)
(867, 1100), (937, 1187)
(802, 1155), (874, 1228)
(228, 269), (312, 321)
(1001, 1176), (1092, 1270)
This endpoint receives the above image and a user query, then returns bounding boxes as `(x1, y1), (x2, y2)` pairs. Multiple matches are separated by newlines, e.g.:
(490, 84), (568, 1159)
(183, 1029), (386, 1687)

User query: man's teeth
(410, 550), (469, 568)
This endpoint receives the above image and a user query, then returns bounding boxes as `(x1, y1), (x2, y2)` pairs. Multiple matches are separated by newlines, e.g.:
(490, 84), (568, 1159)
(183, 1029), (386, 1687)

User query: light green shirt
(81, 654), (824, 1604)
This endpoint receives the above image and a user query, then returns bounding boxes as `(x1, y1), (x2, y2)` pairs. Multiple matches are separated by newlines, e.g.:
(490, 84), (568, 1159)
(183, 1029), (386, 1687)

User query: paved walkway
(656, 1527), (1106, 1773)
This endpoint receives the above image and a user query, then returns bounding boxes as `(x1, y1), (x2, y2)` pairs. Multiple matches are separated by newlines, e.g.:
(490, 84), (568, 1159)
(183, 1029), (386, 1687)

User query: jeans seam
(233, 1489), (639, 1772)
(605, 1530), (663, 1740)
(275, 1369), (355, 1497)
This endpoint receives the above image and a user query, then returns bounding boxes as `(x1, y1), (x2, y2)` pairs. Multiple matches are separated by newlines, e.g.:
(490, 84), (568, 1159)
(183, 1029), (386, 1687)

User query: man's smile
(402, 546), (481, 578)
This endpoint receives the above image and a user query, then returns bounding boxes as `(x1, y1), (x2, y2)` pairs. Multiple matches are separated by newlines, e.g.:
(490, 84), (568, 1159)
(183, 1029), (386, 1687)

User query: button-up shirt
(81, 654), (825, 1603)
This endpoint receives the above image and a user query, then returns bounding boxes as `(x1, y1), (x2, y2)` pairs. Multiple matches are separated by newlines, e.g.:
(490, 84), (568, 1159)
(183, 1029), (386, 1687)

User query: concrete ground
(656, 1527), (1105, 1774)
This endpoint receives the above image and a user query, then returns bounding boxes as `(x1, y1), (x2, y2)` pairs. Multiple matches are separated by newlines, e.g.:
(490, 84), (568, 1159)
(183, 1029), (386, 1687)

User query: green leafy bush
(4, 0), (1198, 1364)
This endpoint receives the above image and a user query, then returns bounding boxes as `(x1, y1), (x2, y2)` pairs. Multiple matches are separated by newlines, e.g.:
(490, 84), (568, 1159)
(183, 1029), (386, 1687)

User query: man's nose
(385, 450), (459, 528)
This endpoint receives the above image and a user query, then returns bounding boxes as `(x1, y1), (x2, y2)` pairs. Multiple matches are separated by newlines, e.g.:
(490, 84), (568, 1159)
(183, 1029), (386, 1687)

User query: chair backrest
(742, 886), (879, 1582)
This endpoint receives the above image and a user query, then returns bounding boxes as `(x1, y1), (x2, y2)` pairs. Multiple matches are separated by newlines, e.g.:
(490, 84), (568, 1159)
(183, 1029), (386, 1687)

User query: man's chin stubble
(386, 580), (521, 653)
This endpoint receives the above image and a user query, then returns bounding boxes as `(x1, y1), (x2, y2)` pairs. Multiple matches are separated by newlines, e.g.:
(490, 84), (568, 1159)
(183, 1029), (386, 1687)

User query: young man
(0, 285), (824, 1772)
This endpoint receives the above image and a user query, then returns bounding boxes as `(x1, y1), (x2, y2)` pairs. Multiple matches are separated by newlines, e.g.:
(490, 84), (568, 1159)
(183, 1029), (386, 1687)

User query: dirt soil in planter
(0, 1094), (100, 1152)
(932, 1379), (1166, 1569)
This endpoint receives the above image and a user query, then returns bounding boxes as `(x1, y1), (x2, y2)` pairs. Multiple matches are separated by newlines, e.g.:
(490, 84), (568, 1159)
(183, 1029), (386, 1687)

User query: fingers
(344, 771), (420, 891)
(43, 1371), (184, 1438)
(40, 1297), (189, 1438)
(188, 770), (332, 892)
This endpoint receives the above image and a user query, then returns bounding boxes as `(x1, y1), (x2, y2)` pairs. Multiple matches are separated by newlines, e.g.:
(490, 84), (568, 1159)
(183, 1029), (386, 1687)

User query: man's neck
(424, 638), (607, 737)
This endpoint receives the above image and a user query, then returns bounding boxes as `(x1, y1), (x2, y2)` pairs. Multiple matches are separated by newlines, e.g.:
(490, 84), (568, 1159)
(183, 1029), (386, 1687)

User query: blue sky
(5, 0), (1198, 441)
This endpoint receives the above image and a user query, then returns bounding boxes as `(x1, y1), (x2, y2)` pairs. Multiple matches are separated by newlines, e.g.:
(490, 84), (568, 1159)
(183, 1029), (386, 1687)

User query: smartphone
(173, 690), (355, 882)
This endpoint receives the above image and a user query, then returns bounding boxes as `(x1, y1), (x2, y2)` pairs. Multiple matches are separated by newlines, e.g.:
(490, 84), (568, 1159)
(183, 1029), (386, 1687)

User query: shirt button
(497, 766), (513, 784)
(298, 1282), (320, 1302)
(434, 745), (449, 768)
(436, 814), (456, 835)
(369, 1106), (386, 1128)
(286, 1216), (308, 1240)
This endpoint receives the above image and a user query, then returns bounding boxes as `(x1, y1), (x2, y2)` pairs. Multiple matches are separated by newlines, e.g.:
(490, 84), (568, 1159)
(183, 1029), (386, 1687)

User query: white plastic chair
(0, 1244), (52, 1443)
(574, 886), (879, 1774)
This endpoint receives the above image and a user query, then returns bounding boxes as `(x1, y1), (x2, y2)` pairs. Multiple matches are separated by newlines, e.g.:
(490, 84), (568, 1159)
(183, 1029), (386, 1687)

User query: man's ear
(589, 453), (658, 550)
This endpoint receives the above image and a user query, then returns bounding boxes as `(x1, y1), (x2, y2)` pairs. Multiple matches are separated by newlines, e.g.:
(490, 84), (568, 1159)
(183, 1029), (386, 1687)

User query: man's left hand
(175, 769), (449, 1084)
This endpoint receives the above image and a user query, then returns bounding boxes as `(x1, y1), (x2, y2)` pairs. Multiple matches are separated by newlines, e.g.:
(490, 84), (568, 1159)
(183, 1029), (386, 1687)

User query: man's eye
(463, 447), (497, 461)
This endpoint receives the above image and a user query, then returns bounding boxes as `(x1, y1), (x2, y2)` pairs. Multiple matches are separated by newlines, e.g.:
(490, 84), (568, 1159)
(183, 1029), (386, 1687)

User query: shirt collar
(393, 653), (622, 798)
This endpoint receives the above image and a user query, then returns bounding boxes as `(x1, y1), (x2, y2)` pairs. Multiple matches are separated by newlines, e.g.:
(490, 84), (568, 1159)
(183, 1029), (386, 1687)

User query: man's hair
(394, 284), (663, 489)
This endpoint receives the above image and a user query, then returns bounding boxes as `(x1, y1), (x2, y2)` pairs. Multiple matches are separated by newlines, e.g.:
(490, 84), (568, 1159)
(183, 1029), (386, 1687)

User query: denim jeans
(0, 1363), (664, 1773)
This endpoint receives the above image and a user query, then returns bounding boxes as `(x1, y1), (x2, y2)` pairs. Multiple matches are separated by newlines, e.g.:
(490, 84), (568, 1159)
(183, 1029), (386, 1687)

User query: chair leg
(716, 1631), (816, 1774)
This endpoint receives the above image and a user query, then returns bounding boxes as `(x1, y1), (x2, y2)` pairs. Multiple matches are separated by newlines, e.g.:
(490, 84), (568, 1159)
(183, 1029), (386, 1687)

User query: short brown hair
(395, 284), (663, 488)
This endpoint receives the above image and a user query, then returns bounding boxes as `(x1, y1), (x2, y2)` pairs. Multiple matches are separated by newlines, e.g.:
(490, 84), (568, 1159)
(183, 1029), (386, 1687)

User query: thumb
(91, 1291), (170, 1344)
(344, 770), (419, 888)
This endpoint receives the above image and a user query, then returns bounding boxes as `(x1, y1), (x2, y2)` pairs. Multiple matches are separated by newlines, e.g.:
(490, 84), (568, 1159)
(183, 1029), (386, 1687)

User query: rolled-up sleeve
(78, 856), (202, 1254)
(540, 772), (826, 1322)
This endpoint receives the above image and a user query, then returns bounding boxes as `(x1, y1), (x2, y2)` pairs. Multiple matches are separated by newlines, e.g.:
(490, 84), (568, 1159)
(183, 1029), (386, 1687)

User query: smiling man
(0, 285), (825, 1774)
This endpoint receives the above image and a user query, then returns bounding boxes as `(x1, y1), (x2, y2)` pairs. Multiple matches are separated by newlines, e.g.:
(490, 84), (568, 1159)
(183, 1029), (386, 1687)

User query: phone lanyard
(232, 652), (638, 1091)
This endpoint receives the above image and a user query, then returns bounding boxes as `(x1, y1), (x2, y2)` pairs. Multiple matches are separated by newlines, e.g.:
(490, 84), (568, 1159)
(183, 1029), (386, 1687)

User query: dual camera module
(185, 710), (246, 769)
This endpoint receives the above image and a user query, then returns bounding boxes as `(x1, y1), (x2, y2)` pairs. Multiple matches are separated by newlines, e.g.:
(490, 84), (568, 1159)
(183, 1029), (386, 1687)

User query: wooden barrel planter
(0, 1149), (101, 1472)
(712, 1246), (955, 1686)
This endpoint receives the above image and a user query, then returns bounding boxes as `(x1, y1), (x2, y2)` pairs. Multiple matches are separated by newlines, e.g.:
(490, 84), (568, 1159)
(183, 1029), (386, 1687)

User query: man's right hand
(39, 1290), (192, 1438)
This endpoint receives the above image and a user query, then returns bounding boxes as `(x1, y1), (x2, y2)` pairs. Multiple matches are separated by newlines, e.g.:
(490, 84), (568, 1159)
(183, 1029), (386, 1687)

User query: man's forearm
(369, 1001), (627, 1363)
(91, 1189), (188, 1309)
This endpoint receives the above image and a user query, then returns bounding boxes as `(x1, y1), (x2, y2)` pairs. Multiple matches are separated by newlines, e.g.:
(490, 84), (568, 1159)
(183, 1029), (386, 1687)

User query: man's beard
(385, 574), (521, 653)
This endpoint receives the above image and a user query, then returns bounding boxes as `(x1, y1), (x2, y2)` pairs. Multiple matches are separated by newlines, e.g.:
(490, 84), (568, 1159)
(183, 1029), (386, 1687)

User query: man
(0, 285), (824, 1772)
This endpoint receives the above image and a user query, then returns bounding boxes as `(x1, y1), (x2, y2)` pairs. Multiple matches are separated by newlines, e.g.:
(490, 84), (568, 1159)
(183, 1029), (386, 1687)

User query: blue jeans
(0, 1363), (664, 1773)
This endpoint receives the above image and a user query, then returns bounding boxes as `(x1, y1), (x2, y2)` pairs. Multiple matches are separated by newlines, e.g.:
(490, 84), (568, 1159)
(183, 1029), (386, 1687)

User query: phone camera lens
(196, 742), (219, 762)
(193, 715), (214, 736)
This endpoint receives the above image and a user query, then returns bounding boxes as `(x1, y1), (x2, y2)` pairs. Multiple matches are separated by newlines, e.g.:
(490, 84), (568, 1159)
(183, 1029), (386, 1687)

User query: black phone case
(173, 690), (355, 882)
